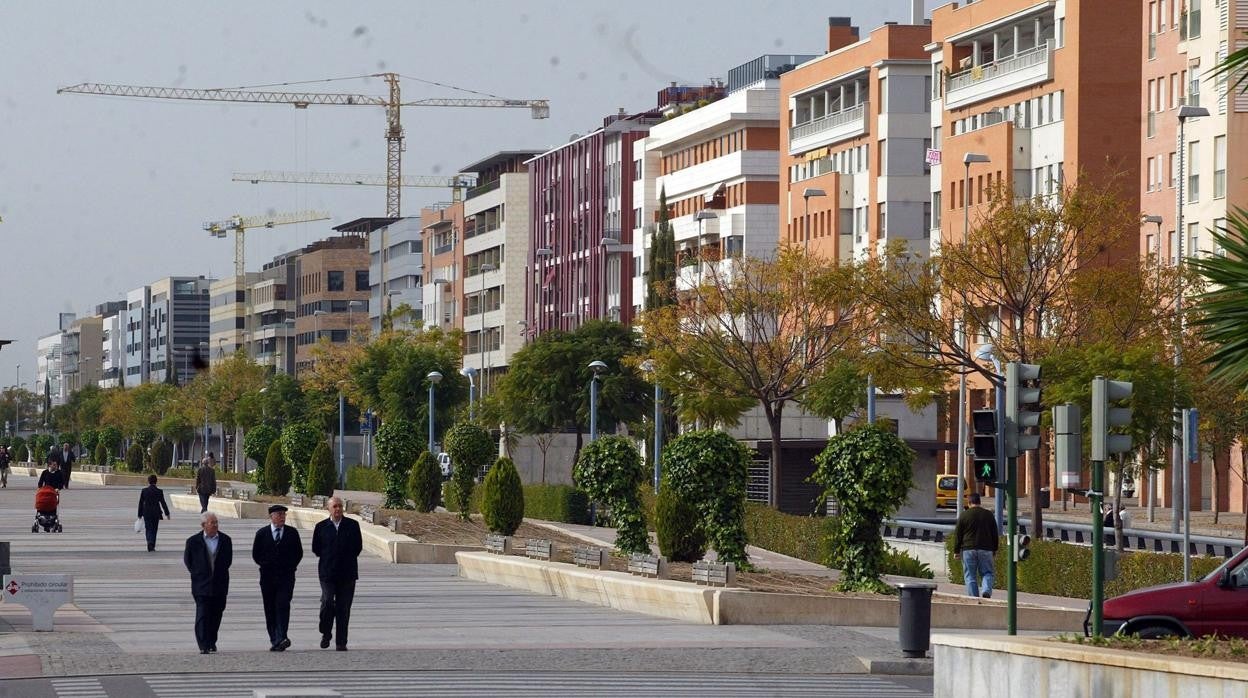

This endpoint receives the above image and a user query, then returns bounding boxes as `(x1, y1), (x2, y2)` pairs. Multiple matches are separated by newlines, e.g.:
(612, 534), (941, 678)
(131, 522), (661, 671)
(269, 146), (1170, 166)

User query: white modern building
(360, 217), (423, 335)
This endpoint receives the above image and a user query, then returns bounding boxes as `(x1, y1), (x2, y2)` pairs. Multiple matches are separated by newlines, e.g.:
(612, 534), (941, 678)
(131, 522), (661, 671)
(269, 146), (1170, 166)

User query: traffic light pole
(1091, 457), (1104, 637)
(1007, 453), (1018, 635)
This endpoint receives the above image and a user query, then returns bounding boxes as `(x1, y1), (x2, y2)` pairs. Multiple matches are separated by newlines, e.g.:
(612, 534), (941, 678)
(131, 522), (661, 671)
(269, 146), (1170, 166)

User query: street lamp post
(641, 359), (662, 491)
(588, 360), (607, 441)
(460, 367), (477, 421)
(426, 371), (443, 454)
(479, 263), (496, 395)
(14, 364), (19, 436)
(1173, 105), (1209, 540)
(801, 187), (827, 256)
(1141, 213), (1164, 521)
(337, 381), (347, 488)
(956, 152), (991, 524)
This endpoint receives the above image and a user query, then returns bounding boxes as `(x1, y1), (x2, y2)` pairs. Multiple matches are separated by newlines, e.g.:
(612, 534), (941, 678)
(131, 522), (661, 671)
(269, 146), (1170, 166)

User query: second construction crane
(59, 73), (549, 217)
(204, 210), (330, 276)
(232, 170), (477, 202)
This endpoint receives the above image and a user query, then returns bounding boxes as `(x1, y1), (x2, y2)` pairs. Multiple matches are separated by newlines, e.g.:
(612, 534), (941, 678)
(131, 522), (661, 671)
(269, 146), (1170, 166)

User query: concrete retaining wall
(456, 551), (1085, 630)
(169, 494), (480, 565)
(887, 540), (949, 579)
(933, 634), (1248, 697)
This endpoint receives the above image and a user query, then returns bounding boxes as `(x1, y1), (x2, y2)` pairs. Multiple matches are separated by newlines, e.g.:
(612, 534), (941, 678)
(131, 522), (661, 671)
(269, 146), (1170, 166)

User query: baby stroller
(33, 486), (62, 533)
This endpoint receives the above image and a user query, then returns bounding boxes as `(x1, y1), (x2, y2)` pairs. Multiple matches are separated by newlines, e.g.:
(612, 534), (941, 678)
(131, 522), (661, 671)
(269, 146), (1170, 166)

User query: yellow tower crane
(58, 73), (549, 216)
(231, 170), (477, 202)
(203, 210), (330, 277)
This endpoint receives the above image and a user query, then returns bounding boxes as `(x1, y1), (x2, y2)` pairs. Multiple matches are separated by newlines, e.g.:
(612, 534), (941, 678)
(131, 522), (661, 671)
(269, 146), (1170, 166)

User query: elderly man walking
(312, 496), (363, 651)
(195, 454), (218, 513)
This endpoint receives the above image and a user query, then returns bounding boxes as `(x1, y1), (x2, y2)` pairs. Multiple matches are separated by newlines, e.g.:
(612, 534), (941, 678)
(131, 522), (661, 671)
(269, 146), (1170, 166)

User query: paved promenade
(0, 474), (934, 697)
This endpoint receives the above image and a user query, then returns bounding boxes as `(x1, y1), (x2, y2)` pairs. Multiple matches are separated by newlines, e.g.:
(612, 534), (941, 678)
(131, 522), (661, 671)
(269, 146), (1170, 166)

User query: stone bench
(485, 533), (513, 555)
(573, 545), (606, 569)
(525, 538), (552, 561)
(627, 552), (668, 579)
(692, 560), (736, 587)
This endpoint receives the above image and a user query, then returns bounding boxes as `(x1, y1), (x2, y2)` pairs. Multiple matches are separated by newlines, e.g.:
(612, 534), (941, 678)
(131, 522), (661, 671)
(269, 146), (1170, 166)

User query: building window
(1214, 218), (1227, 255)
(932, 191), (942, 230)
(327, 271), (345, 292)
(1214, 135), (1226, 198)
(1187, 141), (1200, 203)
(1188, 222), (1200, 258)
(1168, 152), (1176, 188)
(923, 202), (932, 238)
(355, 269), (369, 291)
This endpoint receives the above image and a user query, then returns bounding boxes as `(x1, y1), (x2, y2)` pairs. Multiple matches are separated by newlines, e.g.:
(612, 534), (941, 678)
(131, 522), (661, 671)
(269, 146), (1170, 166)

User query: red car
(1093, 547), (1248, 638)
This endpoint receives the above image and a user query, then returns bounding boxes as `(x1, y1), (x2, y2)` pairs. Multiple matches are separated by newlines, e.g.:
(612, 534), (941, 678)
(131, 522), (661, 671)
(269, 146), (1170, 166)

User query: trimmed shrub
(243, 424), (280, 473)
(304, 441), (336, 497)
(573, 435), (649, 555)
(98, 426), (123, 458)
(662, 430), (752, 568)
(263, 440), (290, 496)
(444, 422), (494, 520)
(13, 444), (28, 463)
(149, 440), (173, 475)
(480, 457), (524, 535)
(522, 484), (590, 524)
(442, 480), (483, 513)
(80, 429), (100, 462)
(376, 419), (420, 509)
(125, 443), (144, 473)
(280, 422), (320, 494)
(655, 478), (707, 562)
(408, 451), (442, 513)
(346, 465), (386, 493)
(742, 503), (833, 565)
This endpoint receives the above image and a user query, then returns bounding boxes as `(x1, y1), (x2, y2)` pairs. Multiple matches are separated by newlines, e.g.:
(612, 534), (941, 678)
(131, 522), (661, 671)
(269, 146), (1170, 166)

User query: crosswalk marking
(51, 676), (108, 698)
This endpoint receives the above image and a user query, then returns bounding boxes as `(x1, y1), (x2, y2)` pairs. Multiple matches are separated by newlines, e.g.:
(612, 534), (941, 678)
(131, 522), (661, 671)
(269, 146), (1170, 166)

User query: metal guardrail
(790, 103), (866, 141)
(884, 518), (1245, 559)
(947, 42), (1050, 93)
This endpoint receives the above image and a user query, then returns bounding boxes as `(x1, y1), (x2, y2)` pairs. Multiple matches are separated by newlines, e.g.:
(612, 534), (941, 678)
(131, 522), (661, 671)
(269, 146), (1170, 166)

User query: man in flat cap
(252, 504), (303, 651)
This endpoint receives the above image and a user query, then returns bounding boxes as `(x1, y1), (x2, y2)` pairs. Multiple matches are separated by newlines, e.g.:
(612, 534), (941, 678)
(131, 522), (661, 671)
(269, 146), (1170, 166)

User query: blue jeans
(961, 549), (995, 597)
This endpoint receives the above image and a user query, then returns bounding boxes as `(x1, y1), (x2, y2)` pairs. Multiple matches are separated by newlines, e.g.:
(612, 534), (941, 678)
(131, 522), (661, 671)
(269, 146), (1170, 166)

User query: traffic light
(1014, 533), (1032, 562)
(1005, 363), (1042, 457)
(1091, 376), (1133, 461)
(1053, 403), (1082, 489)
(971, 409), (999, 484)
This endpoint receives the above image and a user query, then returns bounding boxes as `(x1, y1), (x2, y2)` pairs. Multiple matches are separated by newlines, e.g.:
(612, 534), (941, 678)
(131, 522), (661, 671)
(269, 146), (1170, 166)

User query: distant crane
(204, 210), (330, 276)
(58, 73), (550, 216)
(232, 170), (477, 202)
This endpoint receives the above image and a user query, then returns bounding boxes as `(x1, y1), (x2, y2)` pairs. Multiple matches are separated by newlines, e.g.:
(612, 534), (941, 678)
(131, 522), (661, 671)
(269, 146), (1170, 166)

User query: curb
(858, 656), (934, 675)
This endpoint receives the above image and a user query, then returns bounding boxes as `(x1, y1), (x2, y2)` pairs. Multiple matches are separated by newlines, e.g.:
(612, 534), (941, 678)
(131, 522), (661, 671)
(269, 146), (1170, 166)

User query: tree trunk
(764, 402), (784, 509)
(1213, 448), (1221, 525)
(1029, 450), (1044, 539)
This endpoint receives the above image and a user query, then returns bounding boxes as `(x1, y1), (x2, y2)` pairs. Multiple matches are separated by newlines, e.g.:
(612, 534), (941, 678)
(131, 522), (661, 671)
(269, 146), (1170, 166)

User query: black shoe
(320, 634), (331, 649)
(209, 645), (217, 653)
(335, 645), (347, 651)
(200, 649), (210, 654)
(269, 643), (281, 652)
(278, 637), (291, 650)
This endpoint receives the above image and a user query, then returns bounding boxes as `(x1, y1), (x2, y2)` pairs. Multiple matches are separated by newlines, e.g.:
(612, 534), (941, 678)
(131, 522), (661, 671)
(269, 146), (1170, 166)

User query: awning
(702, 182), (725, 203)
(803, 146), (830, 162)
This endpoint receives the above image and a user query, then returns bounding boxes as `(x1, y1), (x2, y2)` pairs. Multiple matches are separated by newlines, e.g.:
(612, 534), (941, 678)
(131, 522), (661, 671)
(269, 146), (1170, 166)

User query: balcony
(466, 178), (501, 200)
(789, 103), (867, 155)
(946, 41), (1054, 110)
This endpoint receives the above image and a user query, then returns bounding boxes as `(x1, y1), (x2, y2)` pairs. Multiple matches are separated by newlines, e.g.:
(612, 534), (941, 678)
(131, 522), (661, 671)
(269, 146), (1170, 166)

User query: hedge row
(346, 465), (386, 493)
(945, 537), (1225, 599)
(742, 503), (833, 565)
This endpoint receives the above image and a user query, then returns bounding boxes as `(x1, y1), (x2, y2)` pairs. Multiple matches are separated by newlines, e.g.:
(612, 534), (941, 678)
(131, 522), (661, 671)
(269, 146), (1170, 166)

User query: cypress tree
(646, 186), (677, 310)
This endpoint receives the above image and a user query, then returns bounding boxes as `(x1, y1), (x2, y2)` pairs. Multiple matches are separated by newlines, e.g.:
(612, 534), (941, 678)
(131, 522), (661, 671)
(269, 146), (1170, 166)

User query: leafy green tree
(348, 330), (467, 431)
(811, 424), (915, 593)
(444, 422), (495, 519)
(125, 443), (144, 473)
(99, 425), (122, 457)
(800, 357), (868, 434)
(263, 440), (291, 496)
(280, 422), (321, 494)
(243, 424), (280, 475)
(573, 435), (649, 555)
(407, 450), (442, 513)
(660, 430), (751, 567)
(305, 441), (336, 497)
(376, 418), (421, 509)
(480, 456), (524, 535)
(80, 428), (100, 463)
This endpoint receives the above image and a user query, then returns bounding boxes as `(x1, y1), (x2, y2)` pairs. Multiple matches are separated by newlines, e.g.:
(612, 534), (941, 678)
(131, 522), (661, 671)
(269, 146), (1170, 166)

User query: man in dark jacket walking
(138, 474), (172, 551)
(48, 443), (75, 488)
(252, 504), (303, 651)
(195, 454), (218, 513)
(183, 512), (232, 653)
(952, 492), (999, 598)
(311, 496), (363, 650)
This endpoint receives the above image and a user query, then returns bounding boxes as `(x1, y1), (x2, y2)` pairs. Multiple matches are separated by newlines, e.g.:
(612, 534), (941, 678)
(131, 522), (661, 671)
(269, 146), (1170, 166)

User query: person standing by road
(183, 512), (232, 654)
(137, 474), (172, 552)
(0, 445), (10, 488)
(195, 453), (218, 513)
(953, 492), (999, 598)
(253, 504), (303, 651)
(312, 496), (363, 651)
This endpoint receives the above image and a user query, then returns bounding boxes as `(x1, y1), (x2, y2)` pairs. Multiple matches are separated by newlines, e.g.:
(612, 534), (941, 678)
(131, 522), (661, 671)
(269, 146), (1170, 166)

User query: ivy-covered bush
(480, 457), (524, 535)
(376, 419), (420, 509)
(444, 422), (494, 520)
(80, 429), (100, 463)
(149, 440), (173, 475)
(573, 435), (649, 555)
(811, 423), (915, 593)
(125, 443), (145, 473)
(408, 451), (442, 513)
(280, 422), (320, 494)
(98, 426), (123, 458)
(244, 424), (280, 469)
(661, 430), (751, 568)
(654, 476), (707, 562)
(304, 441), (336, 497)
(263, 440), (290, 496)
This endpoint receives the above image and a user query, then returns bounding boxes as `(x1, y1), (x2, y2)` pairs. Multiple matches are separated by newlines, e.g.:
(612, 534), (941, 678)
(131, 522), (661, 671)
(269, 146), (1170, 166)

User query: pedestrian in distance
(48, 443), (75, 488)
(0, 445), (10, 488)
(195, 453), (218, 513)
(312, 496), (363, 651)
(953, 492), (999, 599)
(253, 503), (303, 651)
(183, 512), (232, 654)
(137, 474), (172, 552)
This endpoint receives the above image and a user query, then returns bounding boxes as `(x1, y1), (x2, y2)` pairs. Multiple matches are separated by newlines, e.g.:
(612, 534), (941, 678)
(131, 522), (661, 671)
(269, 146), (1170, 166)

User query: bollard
(896, 582), (937, 658)
(0, 542), (9, 576)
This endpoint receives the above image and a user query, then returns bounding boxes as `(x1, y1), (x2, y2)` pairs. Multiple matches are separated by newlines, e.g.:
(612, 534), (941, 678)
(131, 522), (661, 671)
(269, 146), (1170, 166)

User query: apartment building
(420, 202), (466, 338)
(526, 109), (662, 334)
(208, 257), (298, 375)
(292, 235), (370, 375)
(929, 0), (1143, 499)
(780, 20), (932, 262)
(149, 277), (213, 385)
(357, 217), (420, 335)
(458, 151), (538, 391)
(99, 300), (128, 389)
(61, 315), (104, 396)
(209, 273), (257, 364)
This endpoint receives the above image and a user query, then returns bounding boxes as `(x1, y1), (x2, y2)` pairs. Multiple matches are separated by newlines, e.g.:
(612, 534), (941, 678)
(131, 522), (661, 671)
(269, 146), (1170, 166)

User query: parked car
(438, 452), (452, 479)
(1092, 546), (1248, 638)
(935, 475), (969, 509)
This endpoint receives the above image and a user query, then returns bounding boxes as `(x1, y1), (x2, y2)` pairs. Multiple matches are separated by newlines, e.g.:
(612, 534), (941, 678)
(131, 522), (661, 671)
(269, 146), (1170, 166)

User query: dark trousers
(259, 576), (295, 645)
(318, 578), (356, 647)
(193, 594), (227, 651)
(143, 515), (161, 551)
(198, 493), (210, 513)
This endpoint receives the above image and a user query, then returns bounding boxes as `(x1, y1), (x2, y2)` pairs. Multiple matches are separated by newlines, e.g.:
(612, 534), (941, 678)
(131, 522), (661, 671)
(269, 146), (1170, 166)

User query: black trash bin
(1039, 487), (1051, 509)
(896, 582), (937, 658)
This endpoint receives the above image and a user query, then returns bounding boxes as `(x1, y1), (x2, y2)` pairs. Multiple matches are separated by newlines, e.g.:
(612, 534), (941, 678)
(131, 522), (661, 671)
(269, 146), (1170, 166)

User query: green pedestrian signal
(971, 409), (999, 485)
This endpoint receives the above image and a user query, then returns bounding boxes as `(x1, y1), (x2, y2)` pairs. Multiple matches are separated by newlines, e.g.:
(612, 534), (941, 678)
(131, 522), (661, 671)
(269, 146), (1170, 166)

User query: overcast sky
(0, 1), (938, 385)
